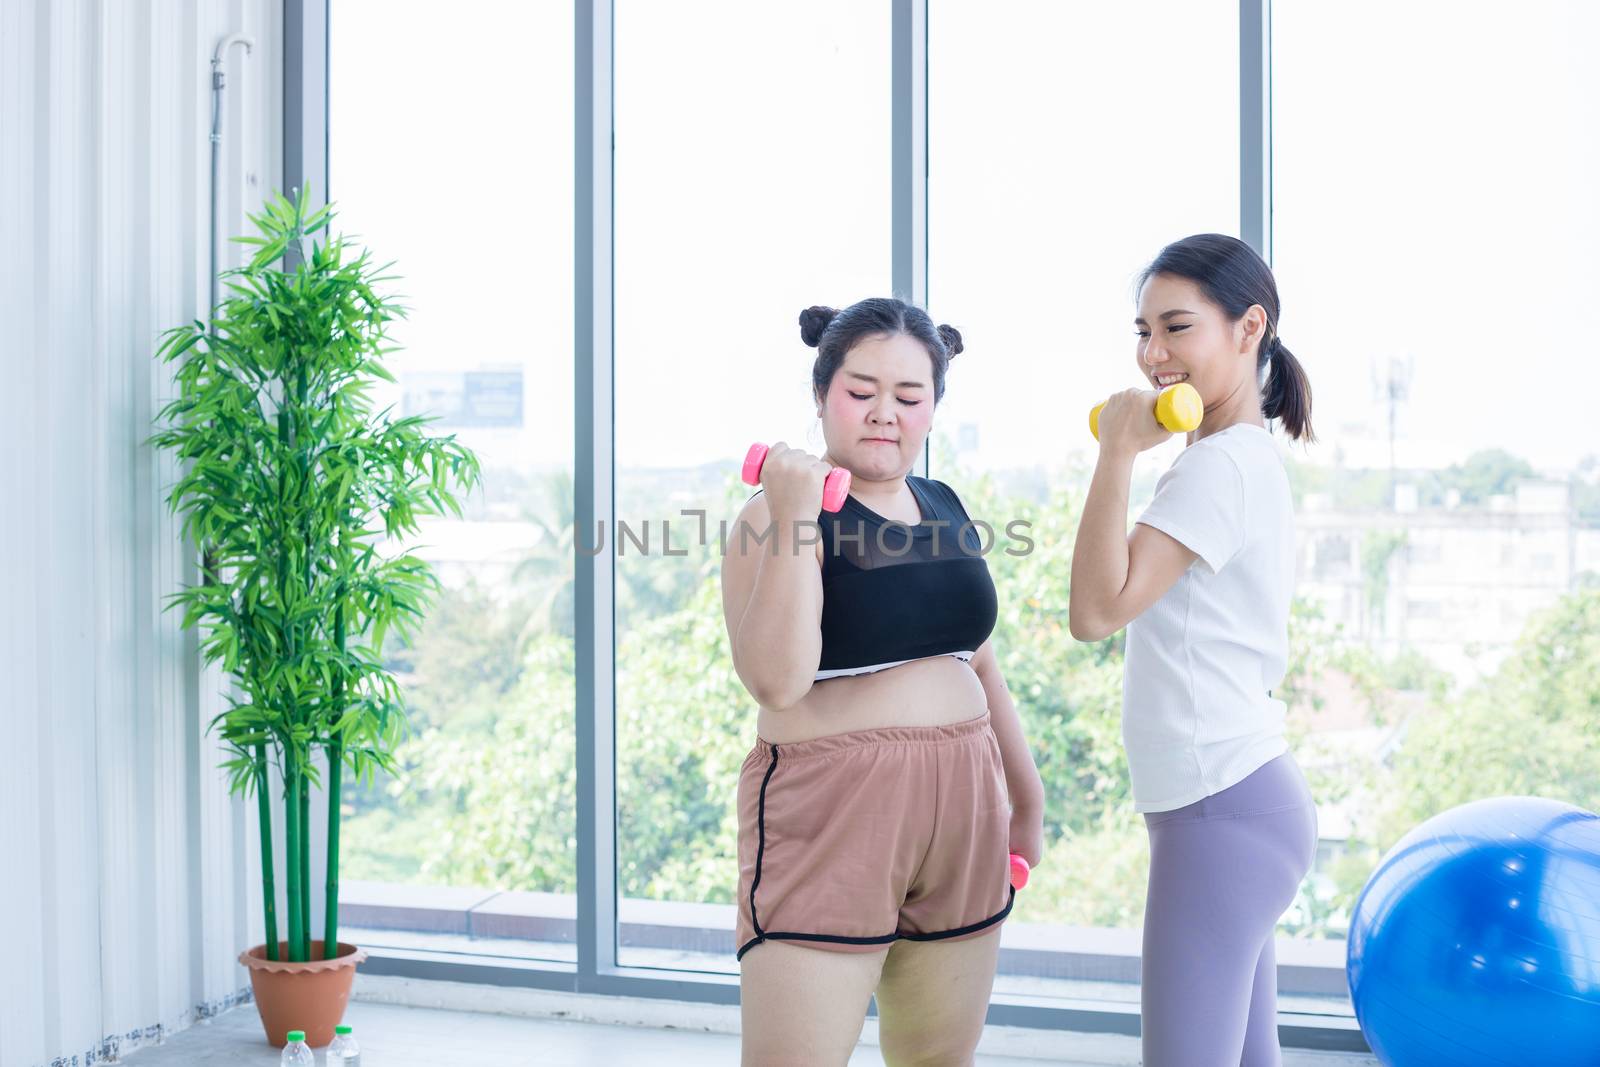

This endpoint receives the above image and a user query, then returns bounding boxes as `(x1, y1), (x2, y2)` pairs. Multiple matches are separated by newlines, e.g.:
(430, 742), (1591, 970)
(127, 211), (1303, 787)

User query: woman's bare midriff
(754, 653), (989, 745)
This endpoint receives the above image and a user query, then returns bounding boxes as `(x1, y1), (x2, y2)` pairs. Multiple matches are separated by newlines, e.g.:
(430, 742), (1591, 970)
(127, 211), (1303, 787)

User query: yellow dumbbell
(1090, 381), (1204, 440)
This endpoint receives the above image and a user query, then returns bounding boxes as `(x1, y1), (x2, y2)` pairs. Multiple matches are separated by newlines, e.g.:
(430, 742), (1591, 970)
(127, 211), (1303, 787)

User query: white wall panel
(0, 2), (282, 1062)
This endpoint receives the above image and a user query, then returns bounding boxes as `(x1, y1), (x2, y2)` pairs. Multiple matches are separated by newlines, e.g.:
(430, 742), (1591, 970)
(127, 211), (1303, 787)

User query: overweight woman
(721, 297), (1045, 1066)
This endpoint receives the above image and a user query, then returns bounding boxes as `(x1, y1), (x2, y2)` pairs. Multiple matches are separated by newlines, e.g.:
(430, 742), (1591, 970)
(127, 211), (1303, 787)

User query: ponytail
(1263, 337), (1315, 443)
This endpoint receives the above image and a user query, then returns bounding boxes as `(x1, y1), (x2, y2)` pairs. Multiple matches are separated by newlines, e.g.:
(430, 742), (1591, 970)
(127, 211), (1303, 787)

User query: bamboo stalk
(324, 601), (346, 957)
(254, 743), (280, 960)
(323, 739), (343, 957)
(300, 771), (312, 959)
(284, 751), (304, 962)
(293, 365), (314, 961)
(276, 402), (300, 961)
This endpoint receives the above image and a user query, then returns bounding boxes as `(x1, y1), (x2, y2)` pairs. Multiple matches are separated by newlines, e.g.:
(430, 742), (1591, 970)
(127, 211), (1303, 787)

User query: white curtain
(0, 2), (287, 1063)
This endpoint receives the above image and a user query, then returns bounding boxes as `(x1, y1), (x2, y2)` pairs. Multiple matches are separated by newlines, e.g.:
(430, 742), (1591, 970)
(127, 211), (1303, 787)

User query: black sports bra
(807, 476), (998, 679)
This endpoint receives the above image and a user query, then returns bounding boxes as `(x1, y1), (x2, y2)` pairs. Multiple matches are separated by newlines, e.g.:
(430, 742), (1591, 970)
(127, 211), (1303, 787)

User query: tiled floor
(119, 986), (1379, 1067)
(118, 1000), (1057, 1066)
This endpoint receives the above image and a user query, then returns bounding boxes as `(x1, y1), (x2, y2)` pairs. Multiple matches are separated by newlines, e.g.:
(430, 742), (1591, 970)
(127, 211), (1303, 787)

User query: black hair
(1137, 233), (1314, 443)
(798, 297), (963, 406)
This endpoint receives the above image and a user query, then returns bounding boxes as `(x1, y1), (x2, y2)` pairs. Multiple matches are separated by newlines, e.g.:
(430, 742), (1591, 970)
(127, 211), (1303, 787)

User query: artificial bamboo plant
(150, 187), (481, 962)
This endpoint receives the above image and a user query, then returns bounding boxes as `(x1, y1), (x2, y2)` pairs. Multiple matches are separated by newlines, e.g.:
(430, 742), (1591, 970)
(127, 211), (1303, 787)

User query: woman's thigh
(873, 928), (1002, 1066)
(740, 939), (889, 1067)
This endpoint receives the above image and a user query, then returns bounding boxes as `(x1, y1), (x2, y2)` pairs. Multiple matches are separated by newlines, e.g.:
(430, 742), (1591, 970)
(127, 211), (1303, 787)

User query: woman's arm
(969, 639), (1044, 866)
(1069, 405), (1198, 642)
(720, 492), (824, 711)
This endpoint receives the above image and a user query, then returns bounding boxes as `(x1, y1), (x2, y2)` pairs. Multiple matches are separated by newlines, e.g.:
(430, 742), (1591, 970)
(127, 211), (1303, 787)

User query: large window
(328, 0), (577, 962)
(306, 1), (1600, 1046)
(1272, 0), (1600, 960)
(930, 0), (1244, 1008)
(612, 0), (891, 972)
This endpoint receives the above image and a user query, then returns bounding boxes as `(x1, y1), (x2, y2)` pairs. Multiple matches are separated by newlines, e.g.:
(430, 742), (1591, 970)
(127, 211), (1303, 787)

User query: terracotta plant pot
(238, 940), (368, 1048)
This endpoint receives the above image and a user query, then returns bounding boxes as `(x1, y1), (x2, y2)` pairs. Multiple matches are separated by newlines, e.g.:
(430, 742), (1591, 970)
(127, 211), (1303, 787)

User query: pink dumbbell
(1009, 853), (1030, 891)
(742, 443), (852, 513)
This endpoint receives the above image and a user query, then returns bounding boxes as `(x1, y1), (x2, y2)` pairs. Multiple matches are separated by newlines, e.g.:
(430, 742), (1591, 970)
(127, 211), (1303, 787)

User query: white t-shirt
(1122, 423), (1295, 813)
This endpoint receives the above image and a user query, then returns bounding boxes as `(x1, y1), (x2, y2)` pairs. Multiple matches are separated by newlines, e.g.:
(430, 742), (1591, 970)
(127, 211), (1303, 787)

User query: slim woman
(722, 298), (1045, 1066)
(1069, 234), (1319, 1066)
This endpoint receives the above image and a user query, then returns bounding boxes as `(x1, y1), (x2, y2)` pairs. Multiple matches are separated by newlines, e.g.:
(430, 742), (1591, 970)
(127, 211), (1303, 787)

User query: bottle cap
(287, 1030), (305, 1042)
(336, 1025), (353, 1035)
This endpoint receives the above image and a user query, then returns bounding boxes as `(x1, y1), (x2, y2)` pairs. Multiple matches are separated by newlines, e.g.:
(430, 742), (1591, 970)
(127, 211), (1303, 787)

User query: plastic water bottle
(280, 1030), (314, 1066)
(327, 1024), (361, 1066)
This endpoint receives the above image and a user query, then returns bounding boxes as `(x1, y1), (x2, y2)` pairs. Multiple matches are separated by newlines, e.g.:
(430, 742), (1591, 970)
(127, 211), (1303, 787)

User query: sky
(326, 0), (1600, 481)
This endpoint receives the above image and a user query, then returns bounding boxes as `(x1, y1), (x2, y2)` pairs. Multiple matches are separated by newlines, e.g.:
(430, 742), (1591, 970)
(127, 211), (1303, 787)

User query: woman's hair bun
(937, 323), (964, 358)
(798, 305), (839, 348)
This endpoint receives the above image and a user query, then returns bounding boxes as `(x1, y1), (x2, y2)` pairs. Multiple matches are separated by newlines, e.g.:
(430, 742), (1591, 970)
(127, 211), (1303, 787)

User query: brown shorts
(735, 711), (1014, 962)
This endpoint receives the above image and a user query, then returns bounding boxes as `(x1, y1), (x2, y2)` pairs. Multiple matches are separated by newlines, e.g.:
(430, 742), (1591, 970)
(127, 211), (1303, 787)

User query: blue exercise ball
(1346, 796), (1600, 1066)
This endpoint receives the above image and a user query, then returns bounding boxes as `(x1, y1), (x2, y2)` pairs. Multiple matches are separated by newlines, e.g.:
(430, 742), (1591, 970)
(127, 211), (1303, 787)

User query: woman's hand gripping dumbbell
(1009, 852), (1031, 891)
(742, 442), (852, 516)
(1089, 381), (1204, 442)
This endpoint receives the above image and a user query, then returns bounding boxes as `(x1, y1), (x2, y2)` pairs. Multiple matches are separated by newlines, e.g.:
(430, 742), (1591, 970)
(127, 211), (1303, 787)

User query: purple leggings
(1141, 753), (1318, 1067)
